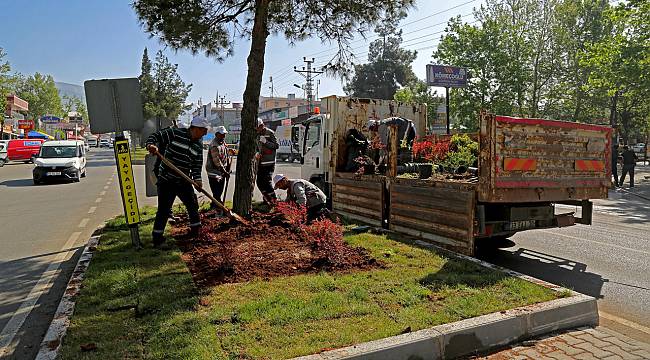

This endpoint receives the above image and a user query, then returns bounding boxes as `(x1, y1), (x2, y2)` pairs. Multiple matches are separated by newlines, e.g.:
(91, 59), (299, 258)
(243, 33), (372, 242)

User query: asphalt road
(0, 148), (300, 359)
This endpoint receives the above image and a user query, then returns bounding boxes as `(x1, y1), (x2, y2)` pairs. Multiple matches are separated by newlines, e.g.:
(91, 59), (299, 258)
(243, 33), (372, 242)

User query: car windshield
(40, 146), (78, 158)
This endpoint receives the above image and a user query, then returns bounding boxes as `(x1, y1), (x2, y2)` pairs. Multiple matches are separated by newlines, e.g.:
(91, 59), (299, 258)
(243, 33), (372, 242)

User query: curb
(34, 226), (104, 360)
(292, 239), (599, 360)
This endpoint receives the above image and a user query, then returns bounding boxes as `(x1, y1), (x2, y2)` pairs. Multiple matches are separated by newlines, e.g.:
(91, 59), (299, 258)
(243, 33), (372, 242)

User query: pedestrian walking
(273, 174), (329, 223)
(206, 126), (230, 216)
(619, 145), (638, 187)
(611, 144), (619, 187)
(146, 117), (209, 247)
(256, 118), (279, 204)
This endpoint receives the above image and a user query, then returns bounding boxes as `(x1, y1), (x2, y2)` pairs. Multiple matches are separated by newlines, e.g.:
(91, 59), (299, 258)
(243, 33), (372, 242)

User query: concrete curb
(34, 226), (104, 360)
(292, 238), (599, 360)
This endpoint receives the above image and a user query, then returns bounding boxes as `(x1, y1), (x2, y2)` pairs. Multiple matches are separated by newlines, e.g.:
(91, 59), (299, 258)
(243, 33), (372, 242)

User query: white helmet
(215, 126), (228, 135)
(273, 174), (286, 189)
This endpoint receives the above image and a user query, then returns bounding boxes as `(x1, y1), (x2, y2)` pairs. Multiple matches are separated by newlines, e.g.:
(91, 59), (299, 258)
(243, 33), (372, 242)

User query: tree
(345, 12), (417, 99)
(139, 49), (191, 128)
(394, 80), (443, 131)
(15, 72), (62, 124)
(582, 0), (649, 144)
(134, 0), (415, 215)
(0, 48), (16, 139)
(139, 48), (157, 121)
(62, 95), (89, 123)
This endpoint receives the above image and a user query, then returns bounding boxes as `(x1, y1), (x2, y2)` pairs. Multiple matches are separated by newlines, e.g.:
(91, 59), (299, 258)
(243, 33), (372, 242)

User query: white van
(32, 140), (87, 184)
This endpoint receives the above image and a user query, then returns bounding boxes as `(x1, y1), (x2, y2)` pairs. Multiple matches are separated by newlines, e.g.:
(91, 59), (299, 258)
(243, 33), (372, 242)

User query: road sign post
(85, 78), (145, 248)
(426, 65), (468, 134)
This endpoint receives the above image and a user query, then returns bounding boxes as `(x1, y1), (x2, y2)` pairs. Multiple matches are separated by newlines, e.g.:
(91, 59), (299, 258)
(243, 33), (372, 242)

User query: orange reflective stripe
(504, 158), (537, 171)
(575, 160), (604, 171)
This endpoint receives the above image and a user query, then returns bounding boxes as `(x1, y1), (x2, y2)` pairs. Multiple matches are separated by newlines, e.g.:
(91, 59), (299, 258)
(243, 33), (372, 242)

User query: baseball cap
(215, 126), (228, 134)
(257, 118), (264, 127)
(190, 117), (210, 128)
(273, 174), (286, 189)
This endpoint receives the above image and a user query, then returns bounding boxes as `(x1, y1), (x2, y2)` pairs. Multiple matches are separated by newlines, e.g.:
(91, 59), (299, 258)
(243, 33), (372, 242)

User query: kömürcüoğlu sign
(426, 65), (468, 88)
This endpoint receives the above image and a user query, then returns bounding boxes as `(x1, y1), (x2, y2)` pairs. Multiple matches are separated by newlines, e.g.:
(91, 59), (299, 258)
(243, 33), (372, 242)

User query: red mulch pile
(171, 210), (380, 288)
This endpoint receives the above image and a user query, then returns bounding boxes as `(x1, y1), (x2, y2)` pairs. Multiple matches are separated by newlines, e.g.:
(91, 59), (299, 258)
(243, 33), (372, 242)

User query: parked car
(632, 143), (646, 154)
(33, 140), (87, 184)
(6, 139), (45, 164)
(0, 140), (8, 167)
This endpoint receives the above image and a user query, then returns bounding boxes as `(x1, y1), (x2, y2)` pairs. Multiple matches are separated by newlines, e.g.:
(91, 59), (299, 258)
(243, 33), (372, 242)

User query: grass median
(60, 208), (565, 359)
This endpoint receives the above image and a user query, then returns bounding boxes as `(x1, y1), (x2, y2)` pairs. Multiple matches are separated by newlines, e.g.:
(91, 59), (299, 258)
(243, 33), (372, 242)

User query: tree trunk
(233, 0), (270, 216)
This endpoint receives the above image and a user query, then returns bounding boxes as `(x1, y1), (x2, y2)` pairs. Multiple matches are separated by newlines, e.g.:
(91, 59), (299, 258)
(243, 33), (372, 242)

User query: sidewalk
(479, 327), (650, 359)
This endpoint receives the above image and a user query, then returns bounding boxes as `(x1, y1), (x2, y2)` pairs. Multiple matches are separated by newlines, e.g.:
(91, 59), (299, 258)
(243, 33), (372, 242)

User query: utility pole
(294, 57), (324, 113)
(269, 76), (274, 98)
(216, 93), (230, 127)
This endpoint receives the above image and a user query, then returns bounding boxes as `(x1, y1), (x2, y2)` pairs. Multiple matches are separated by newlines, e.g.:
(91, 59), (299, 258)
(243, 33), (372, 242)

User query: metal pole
(445, 87), (450, 135)
(110, 80), (141, 249)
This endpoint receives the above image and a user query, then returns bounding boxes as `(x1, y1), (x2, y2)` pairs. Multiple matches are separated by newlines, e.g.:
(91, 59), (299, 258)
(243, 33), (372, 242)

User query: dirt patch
(172, 211), (380, 288)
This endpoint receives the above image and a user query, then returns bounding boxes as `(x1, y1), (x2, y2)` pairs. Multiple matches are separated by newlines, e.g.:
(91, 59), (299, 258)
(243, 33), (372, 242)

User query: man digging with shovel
(146, 117), (209, 248)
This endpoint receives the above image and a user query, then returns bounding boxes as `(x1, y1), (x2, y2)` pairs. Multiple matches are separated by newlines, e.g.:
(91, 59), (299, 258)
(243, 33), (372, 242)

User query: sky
(0, 0), (483, 106)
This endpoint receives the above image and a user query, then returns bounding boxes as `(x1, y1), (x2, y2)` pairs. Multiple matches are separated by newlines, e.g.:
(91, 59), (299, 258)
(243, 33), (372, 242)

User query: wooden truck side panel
(390, 178), (476, 255)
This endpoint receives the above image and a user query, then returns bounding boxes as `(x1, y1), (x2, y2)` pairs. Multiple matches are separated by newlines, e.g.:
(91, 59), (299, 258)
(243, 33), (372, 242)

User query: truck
(300, 95), (611, 256)
(275, 125), (302, 163)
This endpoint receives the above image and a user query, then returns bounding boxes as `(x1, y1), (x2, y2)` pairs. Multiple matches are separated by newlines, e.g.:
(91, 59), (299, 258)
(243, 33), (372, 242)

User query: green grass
(60, 212), (565, 360)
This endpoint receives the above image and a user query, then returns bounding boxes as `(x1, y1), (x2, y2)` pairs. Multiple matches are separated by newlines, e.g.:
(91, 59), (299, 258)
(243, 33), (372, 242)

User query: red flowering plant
(274, 201), (306, 225)
(412, 135), (450, 163)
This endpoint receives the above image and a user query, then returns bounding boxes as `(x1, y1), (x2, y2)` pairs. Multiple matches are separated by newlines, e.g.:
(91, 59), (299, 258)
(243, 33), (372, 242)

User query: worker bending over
(273, 174), (329, 223)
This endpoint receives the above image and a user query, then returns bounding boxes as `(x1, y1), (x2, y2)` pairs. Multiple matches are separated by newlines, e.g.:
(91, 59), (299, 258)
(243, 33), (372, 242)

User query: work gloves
(259, 136), (267, 144)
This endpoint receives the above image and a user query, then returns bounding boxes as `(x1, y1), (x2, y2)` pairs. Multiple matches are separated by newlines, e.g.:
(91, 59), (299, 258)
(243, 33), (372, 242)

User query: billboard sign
(426, 65), (468, 88)
(17, 119), (34, 130)
(40, 115), (61, 124)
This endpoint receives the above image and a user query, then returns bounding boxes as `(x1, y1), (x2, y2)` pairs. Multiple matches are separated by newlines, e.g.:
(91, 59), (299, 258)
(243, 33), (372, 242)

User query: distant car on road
(33, 140), (87, 184)
(632, 143), (646, 154)
(99, 138), (110, 148)
(0, 140), (8, 167)
(6, 139), (45, 164)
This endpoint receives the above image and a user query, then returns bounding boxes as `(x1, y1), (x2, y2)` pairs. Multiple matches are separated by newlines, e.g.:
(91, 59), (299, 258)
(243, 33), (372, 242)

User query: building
(258, 94), (320, 129)
(2, 94), (29, 139)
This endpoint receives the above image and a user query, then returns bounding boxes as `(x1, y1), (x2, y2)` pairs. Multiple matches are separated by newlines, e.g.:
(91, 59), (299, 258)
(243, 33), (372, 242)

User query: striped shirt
(146, 127), (203, 183)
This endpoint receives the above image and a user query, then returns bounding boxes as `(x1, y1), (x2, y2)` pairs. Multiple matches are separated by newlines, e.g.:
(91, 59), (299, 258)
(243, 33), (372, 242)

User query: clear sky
(0, 0), (482, 105)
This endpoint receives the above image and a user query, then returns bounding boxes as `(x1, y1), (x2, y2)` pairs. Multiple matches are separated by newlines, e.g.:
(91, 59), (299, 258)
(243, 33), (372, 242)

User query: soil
(171, 210), (380, 288)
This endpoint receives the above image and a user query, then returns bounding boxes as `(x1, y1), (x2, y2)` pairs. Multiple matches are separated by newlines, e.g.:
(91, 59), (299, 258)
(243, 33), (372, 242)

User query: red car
(7, 139), (45, 163)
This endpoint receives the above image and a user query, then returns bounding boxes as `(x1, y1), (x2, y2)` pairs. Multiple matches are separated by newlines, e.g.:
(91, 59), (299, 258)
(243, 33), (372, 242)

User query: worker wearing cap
(206, 126), (231, 215)
(273, 174), (328, 223)
(146, 117), (209, 247)
(256, 118), (279, 203)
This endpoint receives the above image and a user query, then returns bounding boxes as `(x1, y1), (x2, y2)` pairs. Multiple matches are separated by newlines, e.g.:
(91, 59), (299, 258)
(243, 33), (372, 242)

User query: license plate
(47, 172), (61, 176)
(506, 220), (536, 231)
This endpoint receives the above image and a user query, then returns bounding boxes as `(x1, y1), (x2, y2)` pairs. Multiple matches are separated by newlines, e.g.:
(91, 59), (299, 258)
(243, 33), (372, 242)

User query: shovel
(221, 156), (232, 204)
(153, 150), (247, 224)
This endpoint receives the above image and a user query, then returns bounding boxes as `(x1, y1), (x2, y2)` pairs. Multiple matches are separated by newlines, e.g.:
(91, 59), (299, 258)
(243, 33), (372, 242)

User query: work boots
(188, 226), (201, 239)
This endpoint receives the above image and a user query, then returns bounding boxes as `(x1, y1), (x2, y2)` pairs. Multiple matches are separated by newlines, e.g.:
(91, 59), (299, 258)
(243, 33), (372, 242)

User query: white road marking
(0, 232), (82, 356)
(600, 311), (650, 335)
(78, 218), (90, 228)
(103, 186), (109, 190)
(95, 198), (102, 203)
(107, 182), (112, 185)
(87, 207), (97, 214)
(99, 191), (106, 196)
(539, 230), (650, 256)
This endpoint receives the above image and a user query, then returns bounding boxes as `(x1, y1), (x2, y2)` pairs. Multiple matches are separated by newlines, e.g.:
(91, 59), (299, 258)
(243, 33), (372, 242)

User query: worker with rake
(146, 117), (209, 247)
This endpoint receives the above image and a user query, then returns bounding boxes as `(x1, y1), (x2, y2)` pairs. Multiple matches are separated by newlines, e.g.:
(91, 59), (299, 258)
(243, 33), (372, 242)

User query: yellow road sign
(115, 140), (140, 225)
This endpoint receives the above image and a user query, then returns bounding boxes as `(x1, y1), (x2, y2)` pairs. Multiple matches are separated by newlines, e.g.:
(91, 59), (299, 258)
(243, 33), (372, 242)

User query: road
(0, 148), (300, 359)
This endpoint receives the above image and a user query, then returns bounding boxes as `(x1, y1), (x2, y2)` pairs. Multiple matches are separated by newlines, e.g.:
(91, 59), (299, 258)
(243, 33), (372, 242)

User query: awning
(21, 130), (54, 139)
